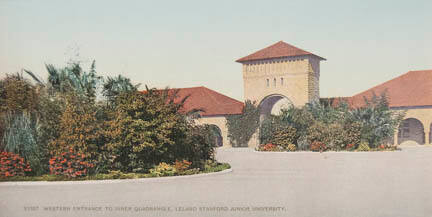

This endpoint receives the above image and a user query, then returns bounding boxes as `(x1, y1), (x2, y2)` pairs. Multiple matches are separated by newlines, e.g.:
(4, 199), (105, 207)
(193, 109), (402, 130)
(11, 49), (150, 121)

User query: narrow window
(281, 77), (284, 86)
(266, 79), (269, 87)
(273, 78), (276, 87)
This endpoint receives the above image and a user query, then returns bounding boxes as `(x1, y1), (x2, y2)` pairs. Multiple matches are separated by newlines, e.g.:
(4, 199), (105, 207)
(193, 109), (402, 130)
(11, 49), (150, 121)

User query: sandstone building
(169, 41), (432, 147)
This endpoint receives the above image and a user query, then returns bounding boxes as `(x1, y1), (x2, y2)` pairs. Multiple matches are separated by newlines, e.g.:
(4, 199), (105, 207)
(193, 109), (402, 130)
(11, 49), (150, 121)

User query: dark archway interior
(398, 118), (425, 145)
(209, 125), (223, 147)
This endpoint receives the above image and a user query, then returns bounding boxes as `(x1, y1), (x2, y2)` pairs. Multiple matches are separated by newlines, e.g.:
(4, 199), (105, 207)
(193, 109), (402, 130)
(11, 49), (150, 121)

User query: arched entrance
(258, 94), (292, 121)
(398, 118), (425, 145)
(208, 124), (223, 147)
(257, 94), (292, 145)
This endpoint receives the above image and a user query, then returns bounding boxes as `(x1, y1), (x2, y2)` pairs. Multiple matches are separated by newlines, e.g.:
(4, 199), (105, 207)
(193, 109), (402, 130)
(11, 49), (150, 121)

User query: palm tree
(102, 75), (140, 103)
(24, 60), (102, 98)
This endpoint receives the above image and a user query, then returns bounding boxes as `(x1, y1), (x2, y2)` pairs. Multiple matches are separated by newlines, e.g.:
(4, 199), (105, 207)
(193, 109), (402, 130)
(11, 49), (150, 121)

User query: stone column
(393, 131), (398, 146)
(425, 129), (430, 145)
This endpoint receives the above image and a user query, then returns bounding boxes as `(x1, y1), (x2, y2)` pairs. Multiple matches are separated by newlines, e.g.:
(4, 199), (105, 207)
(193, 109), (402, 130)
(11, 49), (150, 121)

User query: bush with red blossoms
(257, 143), (282, 152)
(346, 143), (356, 151)
(310, 141), (327, 152)
(0, 151), (32, 178)
(49, 148), (94, 178)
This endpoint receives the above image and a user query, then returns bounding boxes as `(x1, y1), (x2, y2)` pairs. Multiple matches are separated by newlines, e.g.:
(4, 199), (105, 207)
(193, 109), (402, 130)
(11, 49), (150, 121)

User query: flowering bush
(257, 143), (282, 152)
(271, 126), (297, 149)
(174, 160), (192, 174)
(346, 143), (356, 151)
(149, 162), (176, 177)
(49, 148), (94, 178)
(310, 141), (327, 152)
(0, 152), (31, 178)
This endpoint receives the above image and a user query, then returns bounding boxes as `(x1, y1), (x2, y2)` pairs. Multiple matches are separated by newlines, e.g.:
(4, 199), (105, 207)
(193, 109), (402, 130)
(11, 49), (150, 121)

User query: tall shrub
(348, 92), (405, 148)
(279, 106), (314, 138)
(226, 100), (259, 147)
(106, 88), (190, 172)
(49, 93), (106, 173)
(180, 124), (216, 169)
(271, 126), (297, 148)
(2, 113), (47, 175)
(259, 115), (279, 145)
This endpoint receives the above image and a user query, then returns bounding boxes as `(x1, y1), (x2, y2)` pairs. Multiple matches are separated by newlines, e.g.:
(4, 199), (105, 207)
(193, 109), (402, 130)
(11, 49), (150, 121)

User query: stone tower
(236, 41), (326, 147)
(236, 41), (326, 108)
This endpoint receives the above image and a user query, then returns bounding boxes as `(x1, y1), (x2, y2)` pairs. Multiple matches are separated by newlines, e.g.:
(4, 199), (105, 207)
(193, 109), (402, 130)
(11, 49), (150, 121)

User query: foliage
(0, 73), (40, 150)
(306, 100), (349, 124)
(346, 143), (356, 151)
(0, 73), (39, 115)
(44, 61), (102, 98)
(286, 143), (297, 152)
(370, 144), (400, 151)
(207, 124), (223, 147)
(149, 162), (177, 177)
(173, 160), (192, 174)
(256, 143), (282, 152)
(259, 115), (278, 145)
(347, 92), (405, 148)
(2, 112), (47, 175)
(306, 122), (343, 150)
(201, 162), (231, 173)
(49, 148), (95, 178)
(296, 135), (309, 151)
(181, 124), (216, 169)
(306, 121), (327, 144)
(278, 106), (314, 138)
(2, 60), (224, 179)
(343, 122), (362, 147)
(49, 93), (106, 163)
(271, 126), (297, 149)
(106, 88), (201, 172)
(226, 100), (260, 147)
(35, 91), (63, 152)
(256, 92), (403, 152)
(0, 162), (231, 182)
(0, 152), (32, 178)
(102, 75), (140, 105)
(310, 141), (327, 152)
(356, 142), (371, 152)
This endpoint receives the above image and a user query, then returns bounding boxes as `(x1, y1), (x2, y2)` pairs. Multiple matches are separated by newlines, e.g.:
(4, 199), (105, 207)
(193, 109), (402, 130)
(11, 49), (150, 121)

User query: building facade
(345, 69), (432, 146)
(173, 41), (432, 147)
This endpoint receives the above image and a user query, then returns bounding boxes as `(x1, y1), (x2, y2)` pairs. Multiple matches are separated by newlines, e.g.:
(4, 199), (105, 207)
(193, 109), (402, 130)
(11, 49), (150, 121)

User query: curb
(0, 168), (233, 186)
(252, 150), (402, 154)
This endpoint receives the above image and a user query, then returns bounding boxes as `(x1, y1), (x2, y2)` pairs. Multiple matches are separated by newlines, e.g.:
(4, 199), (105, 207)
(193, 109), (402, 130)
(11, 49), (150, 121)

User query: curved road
(1, 147), (432, 217)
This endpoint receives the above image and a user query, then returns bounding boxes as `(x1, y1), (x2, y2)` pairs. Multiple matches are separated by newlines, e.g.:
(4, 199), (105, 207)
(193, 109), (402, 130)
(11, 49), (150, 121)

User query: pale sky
(1, 0), (431, 101)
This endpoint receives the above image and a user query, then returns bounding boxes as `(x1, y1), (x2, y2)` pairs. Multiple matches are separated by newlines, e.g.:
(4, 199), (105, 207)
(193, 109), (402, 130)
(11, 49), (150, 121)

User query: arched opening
(258, 94), (292, 119)
(398, 118), (425, 145)
(258, 95), (292, 145)
(208, 124), (223, 147)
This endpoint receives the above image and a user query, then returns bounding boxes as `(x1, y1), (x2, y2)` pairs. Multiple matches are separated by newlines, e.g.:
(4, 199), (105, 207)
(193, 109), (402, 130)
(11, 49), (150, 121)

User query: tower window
(266, 79), (269, 87)
(273, 78), (276, 87)
(281, 78), (284, 86)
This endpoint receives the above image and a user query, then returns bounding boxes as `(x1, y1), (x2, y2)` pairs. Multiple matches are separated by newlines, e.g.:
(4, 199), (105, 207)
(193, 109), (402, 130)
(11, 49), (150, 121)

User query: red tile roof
(236, 41), (326, 63)
(328, 70), (432, 108)
(158, 86), (244, 116)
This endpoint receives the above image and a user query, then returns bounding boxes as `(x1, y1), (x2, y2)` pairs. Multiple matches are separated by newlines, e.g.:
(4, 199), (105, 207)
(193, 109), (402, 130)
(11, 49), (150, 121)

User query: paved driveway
(1, 147), (432, 217)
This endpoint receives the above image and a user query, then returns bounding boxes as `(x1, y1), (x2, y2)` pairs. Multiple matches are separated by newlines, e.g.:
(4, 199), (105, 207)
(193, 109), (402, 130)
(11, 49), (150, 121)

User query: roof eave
(236, 54), (326, 63)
